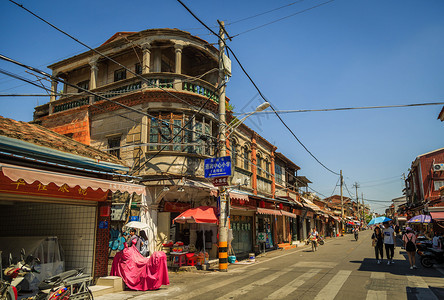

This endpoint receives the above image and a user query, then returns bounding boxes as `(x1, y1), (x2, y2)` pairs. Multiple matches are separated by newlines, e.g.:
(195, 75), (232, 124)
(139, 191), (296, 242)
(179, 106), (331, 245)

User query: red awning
(431, 212), (444, 221)
(257, 208), (282, 216)
(0, 163), (146, 195)
(173, 206), (218, 224)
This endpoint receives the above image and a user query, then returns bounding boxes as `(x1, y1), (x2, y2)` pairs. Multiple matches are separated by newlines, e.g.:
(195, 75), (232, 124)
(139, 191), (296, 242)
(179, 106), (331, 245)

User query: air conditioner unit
(433, 163), (444, 171)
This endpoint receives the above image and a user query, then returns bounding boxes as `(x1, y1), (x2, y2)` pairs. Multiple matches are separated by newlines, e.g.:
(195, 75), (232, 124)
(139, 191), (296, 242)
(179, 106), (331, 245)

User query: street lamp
(225, 102), (270, 137)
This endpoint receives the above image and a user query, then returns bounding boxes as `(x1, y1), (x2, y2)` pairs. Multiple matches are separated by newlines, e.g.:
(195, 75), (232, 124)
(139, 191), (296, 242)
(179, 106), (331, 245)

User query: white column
(142, 43), (151, 74)
(50, 71), (58, 102)
(89, 59), (98, 90)
(174, 44), (183, 90)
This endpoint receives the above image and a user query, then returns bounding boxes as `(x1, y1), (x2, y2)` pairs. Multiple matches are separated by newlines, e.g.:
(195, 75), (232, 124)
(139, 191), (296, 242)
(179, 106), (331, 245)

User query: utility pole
(362, 192), (365, 224)
(340, 170), (344, 235)
(353, 182), (359, 226)
(218, 20), (228, 272)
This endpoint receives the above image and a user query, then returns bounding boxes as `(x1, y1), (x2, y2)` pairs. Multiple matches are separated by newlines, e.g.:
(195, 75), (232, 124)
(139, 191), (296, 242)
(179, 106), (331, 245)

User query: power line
(235, 101), (444, 115)
(230, 0), (335, 38)
(177, 0), (340, 176)
(0, 68), (54, 94)
(226, 0), (307, 26)
(8, 0), (215, 114)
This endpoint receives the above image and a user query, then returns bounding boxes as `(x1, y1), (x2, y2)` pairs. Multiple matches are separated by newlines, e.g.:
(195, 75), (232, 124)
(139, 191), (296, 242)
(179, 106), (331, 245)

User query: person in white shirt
(382, 222), (396, 265)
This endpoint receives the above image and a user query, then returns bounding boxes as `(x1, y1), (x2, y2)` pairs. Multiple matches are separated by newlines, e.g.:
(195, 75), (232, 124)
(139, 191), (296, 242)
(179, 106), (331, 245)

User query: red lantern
(259, 201), (265, 208)
(278, 203), (283, 210)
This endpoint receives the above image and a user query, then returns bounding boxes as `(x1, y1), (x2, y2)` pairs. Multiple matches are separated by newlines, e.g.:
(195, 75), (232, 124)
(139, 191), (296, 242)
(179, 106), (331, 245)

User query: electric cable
(230, 0), (336, 38)
(0, 68), (54, 95)
(235, 102), (444, 114)
(225, 0), (307, 26)
(8, 0), (217, 114)
(177, 0), (340, 176)
(0, 54), (222, 142)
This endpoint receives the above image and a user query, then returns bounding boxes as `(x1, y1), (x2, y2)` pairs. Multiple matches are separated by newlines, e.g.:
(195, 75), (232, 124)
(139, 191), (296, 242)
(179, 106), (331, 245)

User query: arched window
(231, 139), (238, 167)
(265, 159), (270, 179)
(256, 153), (262, 176)
(243, 146), (249, 170)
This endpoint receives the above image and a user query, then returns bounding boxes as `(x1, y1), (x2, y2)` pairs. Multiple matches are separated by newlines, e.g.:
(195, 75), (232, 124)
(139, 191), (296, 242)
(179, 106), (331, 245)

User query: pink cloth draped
(110, 246), (169, 291)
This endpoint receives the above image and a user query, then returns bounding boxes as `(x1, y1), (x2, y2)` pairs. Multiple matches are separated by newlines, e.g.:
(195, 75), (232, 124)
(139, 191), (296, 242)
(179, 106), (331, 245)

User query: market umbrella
(173, 206), (218, 264)
(123, 221), (149, 230)
(173, 206), (218, 224)
(368, 216), (391, 225)
(407, 214), (432, 223)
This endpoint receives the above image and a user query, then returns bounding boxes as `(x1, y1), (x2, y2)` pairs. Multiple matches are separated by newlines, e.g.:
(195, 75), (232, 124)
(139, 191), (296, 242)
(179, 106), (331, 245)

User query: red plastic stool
(186, 253), (197, 266)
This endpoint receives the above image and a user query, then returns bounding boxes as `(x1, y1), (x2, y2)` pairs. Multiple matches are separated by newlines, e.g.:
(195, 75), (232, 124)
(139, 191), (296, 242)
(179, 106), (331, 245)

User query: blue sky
(1, 0), (443, 213)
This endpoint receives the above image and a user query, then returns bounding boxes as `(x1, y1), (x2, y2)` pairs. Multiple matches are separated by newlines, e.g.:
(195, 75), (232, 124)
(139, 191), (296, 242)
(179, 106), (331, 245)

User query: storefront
(0, 162), (145, 278)
(230, 192), (256, 259)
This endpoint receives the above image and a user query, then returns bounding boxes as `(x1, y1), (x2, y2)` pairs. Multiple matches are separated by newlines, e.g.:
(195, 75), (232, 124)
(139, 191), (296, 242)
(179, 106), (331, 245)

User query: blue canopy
(368, 216), (391, 225)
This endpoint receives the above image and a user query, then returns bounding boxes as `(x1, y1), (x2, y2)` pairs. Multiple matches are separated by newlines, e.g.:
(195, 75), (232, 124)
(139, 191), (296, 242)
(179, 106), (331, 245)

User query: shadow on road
(349, 258), (443, 279)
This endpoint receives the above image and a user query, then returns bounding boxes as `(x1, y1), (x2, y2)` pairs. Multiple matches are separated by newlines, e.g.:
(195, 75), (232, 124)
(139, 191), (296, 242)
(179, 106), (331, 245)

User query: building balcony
(34, 72), (219, 118)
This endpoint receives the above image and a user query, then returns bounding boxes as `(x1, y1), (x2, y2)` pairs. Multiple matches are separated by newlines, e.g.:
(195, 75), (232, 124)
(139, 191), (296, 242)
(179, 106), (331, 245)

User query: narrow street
(96, 230), (444, 300)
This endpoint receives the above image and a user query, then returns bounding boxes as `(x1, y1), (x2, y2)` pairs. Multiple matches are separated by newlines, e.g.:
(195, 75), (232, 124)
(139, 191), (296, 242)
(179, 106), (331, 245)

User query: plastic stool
(186, 253), (197, 266)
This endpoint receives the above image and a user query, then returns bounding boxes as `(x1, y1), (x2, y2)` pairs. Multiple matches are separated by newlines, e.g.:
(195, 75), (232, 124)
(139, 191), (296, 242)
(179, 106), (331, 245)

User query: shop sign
(258, 232), (267, 242)
(212, 176), (228, 187)
(231, 197), (256, 208)
(204, 156), (232, 178)
(163, 201), (191, 212)
(0, 172), (109, 201)
(99, 221), (108, 229)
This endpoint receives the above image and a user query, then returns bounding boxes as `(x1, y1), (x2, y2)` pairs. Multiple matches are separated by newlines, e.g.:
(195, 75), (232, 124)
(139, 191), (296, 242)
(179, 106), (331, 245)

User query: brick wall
(40, 108), (91, 145)
(419, 148), (444, 201)
(94, 202), (111, 279)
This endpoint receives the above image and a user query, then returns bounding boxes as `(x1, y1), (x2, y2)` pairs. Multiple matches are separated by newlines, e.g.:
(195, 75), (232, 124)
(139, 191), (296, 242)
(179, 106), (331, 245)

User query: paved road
(96, 230), (444, 300)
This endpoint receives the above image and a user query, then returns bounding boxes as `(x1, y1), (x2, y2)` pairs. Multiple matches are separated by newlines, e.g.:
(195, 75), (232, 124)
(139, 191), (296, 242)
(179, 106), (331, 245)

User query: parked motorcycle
(31, 268), (93, 300)
(417, 248), (444, 268)
(1, 249), (40, 300)
(415, 239), (433, 252)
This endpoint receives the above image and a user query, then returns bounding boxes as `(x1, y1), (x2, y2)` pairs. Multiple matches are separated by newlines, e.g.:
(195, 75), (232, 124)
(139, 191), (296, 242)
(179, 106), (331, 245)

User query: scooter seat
(38, 269), (81, 290)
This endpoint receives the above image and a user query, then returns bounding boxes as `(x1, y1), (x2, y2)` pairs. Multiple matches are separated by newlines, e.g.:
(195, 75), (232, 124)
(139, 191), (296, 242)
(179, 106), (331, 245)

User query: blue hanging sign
(204, 156), (232, 178)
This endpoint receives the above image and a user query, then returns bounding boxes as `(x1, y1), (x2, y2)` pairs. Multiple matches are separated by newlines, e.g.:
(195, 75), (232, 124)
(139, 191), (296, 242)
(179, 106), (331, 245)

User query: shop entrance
(231, 215), (253, 258)
(0, 201), (96, 276)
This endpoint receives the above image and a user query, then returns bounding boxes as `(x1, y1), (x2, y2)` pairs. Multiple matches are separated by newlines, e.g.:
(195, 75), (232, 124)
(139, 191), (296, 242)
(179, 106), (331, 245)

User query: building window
(256, 154), (262, 176)
(243, 147), (249, 170)
(434, 180), (444, 191)
(148, 113), (214, 155)
(231, 140), (238, 167)
(108, 136), (121, 158)
(265, 160), (270, 179)
(114, 68), (126, 82)
(275, 164), (283, 185)
(135, 63), (142, 75)
(77, 80), (89, 93)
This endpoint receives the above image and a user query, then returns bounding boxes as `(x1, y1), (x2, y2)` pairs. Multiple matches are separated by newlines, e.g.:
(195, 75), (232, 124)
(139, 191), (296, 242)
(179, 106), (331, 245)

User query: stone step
(89, 285), (114, 298)
(96, 276), (124, 291)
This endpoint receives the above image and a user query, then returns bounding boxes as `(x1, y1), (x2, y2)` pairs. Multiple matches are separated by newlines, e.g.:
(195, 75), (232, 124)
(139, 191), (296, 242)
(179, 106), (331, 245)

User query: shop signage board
(212, 176), (228, 187)
(204, 156), (232, 178)
(258, 232), (267, 243)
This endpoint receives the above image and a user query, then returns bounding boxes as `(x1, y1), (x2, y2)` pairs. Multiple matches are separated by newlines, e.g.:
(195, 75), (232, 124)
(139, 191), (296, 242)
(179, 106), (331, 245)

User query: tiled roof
(0, 115), (125, 166)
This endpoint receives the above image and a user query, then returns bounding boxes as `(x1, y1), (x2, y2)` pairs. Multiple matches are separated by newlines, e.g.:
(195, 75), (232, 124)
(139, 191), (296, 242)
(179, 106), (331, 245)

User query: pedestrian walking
(382, 221), (396, 265)
(371, 226), (384, 264)
(402, 227), (417, 269)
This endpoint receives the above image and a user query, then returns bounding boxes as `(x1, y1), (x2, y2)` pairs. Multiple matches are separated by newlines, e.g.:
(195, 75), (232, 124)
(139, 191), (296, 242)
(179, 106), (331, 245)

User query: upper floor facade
(33, 28), (308, 200)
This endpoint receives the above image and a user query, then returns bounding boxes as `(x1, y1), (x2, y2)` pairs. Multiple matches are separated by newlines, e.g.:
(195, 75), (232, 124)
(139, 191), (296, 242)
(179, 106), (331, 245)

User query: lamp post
(225, 102), (270, 137)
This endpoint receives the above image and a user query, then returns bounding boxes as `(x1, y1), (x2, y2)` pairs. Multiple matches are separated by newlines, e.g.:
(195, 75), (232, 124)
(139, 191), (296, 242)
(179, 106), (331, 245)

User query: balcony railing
(45, 73), (219, 115)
